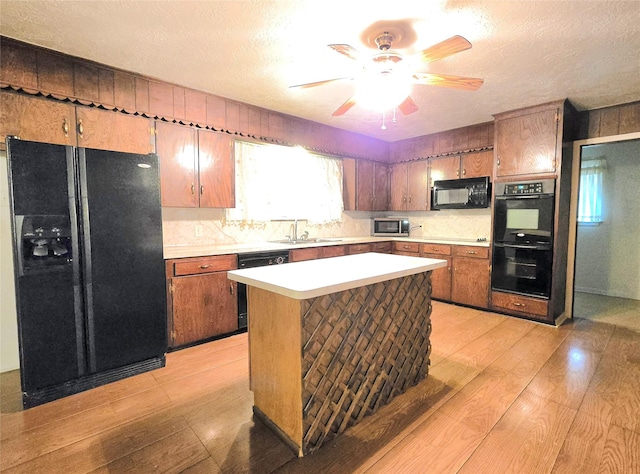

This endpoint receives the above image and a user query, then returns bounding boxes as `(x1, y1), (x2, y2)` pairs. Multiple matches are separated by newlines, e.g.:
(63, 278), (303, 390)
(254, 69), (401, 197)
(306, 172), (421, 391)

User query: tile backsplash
(162, 208), (492, 247)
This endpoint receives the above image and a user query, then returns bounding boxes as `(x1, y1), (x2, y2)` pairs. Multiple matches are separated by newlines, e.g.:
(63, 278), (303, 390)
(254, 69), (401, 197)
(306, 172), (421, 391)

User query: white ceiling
(1, 1), (639, 142)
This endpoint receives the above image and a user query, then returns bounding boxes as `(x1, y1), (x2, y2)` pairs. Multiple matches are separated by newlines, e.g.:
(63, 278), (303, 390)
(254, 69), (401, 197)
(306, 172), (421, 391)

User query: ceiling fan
(290, 33), (484, 117)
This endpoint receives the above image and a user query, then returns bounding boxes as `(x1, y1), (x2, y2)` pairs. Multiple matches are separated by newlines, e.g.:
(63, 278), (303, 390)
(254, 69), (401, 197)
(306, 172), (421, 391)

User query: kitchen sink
(269, 238), (343, 245)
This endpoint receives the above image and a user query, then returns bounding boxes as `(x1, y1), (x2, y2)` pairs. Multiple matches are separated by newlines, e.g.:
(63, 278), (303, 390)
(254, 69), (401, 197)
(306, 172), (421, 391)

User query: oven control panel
(503, 182), (544, 195)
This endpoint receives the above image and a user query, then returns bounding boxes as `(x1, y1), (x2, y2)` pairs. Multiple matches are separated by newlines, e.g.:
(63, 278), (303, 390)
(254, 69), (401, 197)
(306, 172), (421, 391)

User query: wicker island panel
(300, 272), (433, 453)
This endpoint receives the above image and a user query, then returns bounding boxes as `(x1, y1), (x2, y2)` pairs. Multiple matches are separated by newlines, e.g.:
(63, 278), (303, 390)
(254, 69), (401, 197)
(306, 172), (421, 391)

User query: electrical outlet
(195, 225), (203, 237)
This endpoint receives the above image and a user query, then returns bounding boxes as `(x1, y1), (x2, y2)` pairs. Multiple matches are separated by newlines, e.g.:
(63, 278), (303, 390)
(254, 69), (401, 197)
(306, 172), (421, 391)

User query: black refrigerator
(6, 137), (167, 408)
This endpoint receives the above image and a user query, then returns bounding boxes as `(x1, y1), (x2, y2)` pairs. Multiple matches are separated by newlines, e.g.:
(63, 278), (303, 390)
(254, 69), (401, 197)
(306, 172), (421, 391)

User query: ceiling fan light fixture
(354, 71), (412, 112)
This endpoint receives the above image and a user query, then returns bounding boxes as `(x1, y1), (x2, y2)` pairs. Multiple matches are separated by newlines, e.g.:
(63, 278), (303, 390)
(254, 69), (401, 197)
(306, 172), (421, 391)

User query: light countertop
(164, 236), (489, 259)
(227, 252), (447, 299)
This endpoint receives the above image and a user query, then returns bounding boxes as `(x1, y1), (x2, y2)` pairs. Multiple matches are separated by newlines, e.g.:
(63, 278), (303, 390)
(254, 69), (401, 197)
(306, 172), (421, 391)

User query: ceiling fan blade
(332, 96), (357, 116)
(328, 44), (362, 61)
(397, 96), (419, 115)
(413, 73), (484, 91)
(289, 77), (353, 89)
(414, 35), (472, 63)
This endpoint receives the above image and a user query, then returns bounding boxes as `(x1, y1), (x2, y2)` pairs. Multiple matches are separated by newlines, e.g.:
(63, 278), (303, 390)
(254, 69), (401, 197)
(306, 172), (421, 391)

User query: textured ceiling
(1, 0), (639, 142)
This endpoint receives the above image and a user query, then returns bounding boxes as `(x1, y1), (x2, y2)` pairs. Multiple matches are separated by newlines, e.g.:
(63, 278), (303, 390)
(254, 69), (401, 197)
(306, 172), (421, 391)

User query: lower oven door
(491, 243), (552, 298)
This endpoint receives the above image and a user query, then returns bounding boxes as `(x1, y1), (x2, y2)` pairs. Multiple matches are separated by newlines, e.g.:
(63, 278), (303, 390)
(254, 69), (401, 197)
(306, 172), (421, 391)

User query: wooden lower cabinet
(371, 241), (392, 253)
(289, 247), (320, 262)
(491, 291), (550, 321)
(348, 243), (373, 254)
(422, 254), (452, 300)
(166, 255), (238, 348)
(452, 256), (490, 308)
(392, 241), (420, 256)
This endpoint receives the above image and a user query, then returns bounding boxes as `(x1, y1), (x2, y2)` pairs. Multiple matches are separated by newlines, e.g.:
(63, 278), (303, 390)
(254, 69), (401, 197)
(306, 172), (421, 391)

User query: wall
(162, 207), (492, 248)
(574, 139), (640, 300)
(0, 151), (20, 372)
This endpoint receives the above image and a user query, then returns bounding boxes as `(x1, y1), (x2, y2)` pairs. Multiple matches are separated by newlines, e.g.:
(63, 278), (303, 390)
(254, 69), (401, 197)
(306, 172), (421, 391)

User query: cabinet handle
(191, 183), (195, 195)
(408, 195), (412, 203)
(497, 158), (501, 167)
(466, 251), (477, 255)
(456, 169), (459, 177)
(403, 195), (407, 203)
(199, 264), (211, 269)
(200, 185), (204, 195)
(463, 169), (466, 176)
(513, 302), (525, 307)
(77, 120), (84, 138)
(62, 118), (69, 137)
(229, 284), (234, 295)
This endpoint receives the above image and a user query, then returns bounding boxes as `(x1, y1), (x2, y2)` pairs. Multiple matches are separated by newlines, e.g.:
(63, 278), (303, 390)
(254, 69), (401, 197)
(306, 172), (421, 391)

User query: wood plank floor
(1, 301), (639, 473)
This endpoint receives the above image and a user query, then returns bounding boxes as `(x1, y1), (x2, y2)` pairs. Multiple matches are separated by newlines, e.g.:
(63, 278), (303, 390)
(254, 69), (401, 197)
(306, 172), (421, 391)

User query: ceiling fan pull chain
(381, 111), (387, 130)
(392, 107), (398, 123)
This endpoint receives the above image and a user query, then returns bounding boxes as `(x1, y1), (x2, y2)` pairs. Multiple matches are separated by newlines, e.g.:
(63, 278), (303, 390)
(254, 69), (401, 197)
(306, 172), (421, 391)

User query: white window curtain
(577, 158), (606, 224)
(226, 141), (343, 223)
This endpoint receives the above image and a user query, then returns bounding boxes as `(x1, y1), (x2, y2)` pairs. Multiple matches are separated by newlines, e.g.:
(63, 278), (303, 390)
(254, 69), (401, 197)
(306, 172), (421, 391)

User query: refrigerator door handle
(76, 148), (97, 373)
(67, 147), (87, 376)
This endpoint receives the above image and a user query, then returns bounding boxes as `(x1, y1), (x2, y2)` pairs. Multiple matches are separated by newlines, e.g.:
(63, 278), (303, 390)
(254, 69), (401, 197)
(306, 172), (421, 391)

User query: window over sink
(226, 141), (343, 223)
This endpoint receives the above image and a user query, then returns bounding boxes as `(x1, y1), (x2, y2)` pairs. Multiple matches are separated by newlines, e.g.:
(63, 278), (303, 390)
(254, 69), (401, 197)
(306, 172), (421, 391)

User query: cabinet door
(424, 255), (451, 301)
(451, 257), (489, 308)
(343, 158), (357, 211)
(406, 160), (429, 211)
(373, 162), (389, 211)
(198, 130), (235, 208)
(320, 245), (347, 258)
(76, 106), (154, 154)
(155, 121), (198, 207)
(495, 108), (559, 176)
(461, 150), (493, 179)
(429, 156), (460, 185)
(389, 163), (408, 211)
(1, 92), (76, 148)
(171, 272), (238, 347)
(356, 160), (374, 211)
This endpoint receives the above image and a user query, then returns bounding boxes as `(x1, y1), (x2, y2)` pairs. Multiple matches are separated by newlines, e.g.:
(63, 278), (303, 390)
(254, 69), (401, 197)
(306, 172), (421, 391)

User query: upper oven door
(493, 194), (555, 245)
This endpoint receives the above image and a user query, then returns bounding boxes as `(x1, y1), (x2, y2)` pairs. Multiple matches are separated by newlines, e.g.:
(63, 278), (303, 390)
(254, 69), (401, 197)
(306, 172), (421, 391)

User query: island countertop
(227, 252), (447, 299)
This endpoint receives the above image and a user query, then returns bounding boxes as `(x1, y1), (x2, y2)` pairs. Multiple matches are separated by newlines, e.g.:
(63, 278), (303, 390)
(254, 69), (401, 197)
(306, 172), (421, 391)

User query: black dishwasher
(237, 250), (290, 329)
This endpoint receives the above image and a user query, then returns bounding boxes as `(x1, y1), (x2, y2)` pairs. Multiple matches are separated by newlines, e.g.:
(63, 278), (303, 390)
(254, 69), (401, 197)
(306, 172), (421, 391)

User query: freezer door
(77, 148), (167, 373)
(6, 138), (86, 392)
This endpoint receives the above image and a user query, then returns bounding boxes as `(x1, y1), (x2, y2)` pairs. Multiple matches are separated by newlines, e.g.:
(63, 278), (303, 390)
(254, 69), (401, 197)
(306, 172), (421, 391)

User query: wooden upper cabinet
(389, 162), (408, 211)
(494, 105), (560, 177)
(197, 130), (235, 208)
(461, 150), (493, 179)
(356, 159), (375, 211)
(342, 158), (357, 211)
(429, 156), (460, 185)
(1, 92), (76, 148)
(155, 121), (198, 207)
(390, 160), (428, 211)
(76, 107), (154, 154)
(406, 160), (429, 211)
(373, 161), (389, 211)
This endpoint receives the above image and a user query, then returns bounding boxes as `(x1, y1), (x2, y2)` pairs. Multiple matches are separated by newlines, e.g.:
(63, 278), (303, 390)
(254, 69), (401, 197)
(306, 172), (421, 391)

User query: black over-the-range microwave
(431, 176), (491, 210)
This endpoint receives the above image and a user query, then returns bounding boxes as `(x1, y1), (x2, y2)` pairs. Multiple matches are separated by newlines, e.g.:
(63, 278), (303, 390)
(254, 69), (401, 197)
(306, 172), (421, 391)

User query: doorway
(568, 135), (640, 331)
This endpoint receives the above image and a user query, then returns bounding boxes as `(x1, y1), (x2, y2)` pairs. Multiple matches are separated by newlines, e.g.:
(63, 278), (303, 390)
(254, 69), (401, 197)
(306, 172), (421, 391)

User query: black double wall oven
(491, 179), (555, 299)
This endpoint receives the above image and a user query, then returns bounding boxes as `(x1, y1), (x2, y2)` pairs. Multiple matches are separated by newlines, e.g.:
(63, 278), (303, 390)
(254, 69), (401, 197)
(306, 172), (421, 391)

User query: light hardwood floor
(1, 301), (638, 473)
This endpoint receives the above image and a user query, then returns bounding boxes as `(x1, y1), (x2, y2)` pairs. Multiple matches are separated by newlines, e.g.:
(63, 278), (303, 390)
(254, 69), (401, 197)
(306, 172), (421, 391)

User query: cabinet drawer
(320, 245), (347, 258)
(421, 243), (451, 256)
(290, 247), (321, 262)
(453, 245), (489, 259)
(371, 241), (392, 253)
(349, 243), (373, 254)
(172, 254), (237, 276)
(491, 291), (548, 318)
(393, 241), (420, 254)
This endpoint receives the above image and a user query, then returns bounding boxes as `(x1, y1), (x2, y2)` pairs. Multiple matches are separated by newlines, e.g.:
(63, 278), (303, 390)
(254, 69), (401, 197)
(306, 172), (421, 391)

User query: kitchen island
(227, 252), (447, 456)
